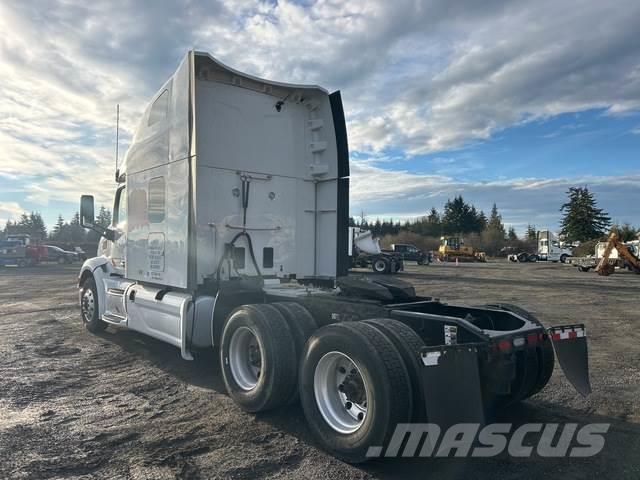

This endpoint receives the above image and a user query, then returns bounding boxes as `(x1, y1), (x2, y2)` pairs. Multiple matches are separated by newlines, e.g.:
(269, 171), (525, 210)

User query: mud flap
(420, 344), (485, 430)
(548, 324), (591, 396)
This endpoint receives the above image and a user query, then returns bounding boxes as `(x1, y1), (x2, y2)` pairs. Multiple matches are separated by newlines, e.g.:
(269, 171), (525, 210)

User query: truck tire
(560, 254), (568, 263)
(17, 259), (28, 268)
(483, 304), (554, 402)
(220, 304), (297, 413)
(372, 257), (390, 274)
(363, 318), (426, 422)
(271, 302), (318, 403)
(299, 321), (411, 463)
(528, 254), (538, 262)
(80, 277), (107, 333)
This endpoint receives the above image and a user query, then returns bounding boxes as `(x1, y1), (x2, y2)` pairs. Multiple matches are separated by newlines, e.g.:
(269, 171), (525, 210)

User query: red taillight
(497, 340), (511, 351)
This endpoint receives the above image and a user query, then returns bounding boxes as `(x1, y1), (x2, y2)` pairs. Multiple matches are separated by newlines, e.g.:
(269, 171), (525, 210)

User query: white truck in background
(347, 227), (403, 273)
(537, 230), (574, 262)
(76, 51), (591, 463)
(509, 230), (573, 263)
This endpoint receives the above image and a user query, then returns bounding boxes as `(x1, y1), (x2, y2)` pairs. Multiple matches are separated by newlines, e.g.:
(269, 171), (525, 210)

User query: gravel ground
(0, 262), (639, 479)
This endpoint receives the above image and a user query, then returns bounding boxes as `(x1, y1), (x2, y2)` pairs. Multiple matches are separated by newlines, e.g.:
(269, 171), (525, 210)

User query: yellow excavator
(437, 236), (486, 262)
(595, 232), (640, 276)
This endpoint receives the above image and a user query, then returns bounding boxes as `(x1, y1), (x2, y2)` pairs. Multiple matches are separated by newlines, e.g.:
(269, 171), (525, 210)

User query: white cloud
(0, 0), (638, 229)
(350, 160), (640, 231)
(0, 201), (25, 227)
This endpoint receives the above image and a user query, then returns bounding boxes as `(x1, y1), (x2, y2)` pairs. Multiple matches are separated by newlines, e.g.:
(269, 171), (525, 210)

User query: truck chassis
(79, 269), (590, 463)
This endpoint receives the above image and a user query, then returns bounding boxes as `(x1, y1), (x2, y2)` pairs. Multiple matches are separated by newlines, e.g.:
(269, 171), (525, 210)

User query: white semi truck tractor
(78, 51), (591, 463)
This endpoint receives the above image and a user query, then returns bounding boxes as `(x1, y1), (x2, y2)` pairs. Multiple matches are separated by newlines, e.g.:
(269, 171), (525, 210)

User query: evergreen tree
(442, 196), (480, 235)
(51, 214), (65, 239)
(69, 211), (87, 243)
(507, 226), (518, 242)
(560, 187), (611, 241)
(526, 224), (537, 241)
(477, 211), (488, 231)
(487, 203), (505, 235)
(29, 212), (47, 240)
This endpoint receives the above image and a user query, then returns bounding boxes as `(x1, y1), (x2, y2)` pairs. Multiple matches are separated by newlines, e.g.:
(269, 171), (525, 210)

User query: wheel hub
(81, 288), (95, 322)
(229, 327), (262, 391)
(314, 351), (369, 434)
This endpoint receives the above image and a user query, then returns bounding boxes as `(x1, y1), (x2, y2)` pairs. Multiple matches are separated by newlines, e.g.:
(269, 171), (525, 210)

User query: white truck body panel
(537, 230), (573, 261)
(80, 51), (349, 355)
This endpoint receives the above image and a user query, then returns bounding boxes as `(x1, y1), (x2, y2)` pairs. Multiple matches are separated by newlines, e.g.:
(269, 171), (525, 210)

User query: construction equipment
(75, 51), (590, 463)
(437, 236), (486, 262)
(594, 232), (640, 276)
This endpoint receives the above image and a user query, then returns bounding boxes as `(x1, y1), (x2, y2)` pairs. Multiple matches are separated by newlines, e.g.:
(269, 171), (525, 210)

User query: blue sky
(0, 0), (639, 235)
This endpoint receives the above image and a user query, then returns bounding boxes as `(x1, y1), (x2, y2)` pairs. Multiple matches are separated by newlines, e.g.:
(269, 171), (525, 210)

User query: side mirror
(80, 195), (95, 227)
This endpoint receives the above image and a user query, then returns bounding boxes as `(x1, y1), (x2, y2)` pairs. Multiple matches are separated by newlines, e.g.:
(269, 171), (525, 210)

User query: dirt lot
(0, 262), (639, 479)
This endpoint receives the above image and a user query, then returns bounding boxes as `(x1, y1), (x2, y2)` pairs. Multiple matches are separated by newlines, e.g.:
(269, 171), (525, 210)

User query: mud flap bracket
(420, 344), (485, 430)
(548, 324), (591, 396)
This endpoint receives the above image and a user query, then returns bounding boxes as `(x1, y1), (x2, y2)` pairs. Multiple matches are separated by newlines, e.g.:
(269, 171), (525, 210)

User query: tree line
(353, 186), (637, 256)
(1, 207), (112, 244)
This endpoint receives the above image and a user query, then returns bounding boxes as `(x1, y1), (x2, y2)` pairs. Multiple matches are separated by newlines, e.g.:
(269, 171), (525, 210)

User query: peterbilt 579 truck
(78, 51), (591, 463)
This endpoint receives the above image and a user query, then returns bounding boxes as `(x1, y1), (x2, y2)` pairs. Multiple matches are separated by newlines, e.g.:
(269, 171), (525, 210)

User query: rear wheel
(271, 302), (318, 403)
(299, 321), (411, 463)
(363, 318), (426, 422)
(220, 304), (297, 412)
(372, 257), (390, 274)
(80, 277), (107, 333)
(560, 254), (568, 263)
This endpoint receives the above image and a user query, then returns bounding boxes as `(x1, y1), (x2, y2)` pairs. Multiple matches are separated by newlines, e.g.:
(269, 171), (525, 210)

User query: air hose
(214, 176), (262, 283)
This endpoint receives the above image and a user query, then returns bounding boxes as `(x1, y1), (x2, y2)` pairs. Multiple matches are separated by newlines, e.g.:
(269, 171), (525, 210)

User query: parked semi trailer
(78, 52), (591, 463)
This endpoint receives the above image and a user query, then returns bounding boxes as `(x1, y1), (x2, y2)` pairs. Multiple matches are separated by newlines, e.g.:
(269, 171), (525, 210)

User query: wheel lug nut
(345, 401), (352, 410)
(350, 369), (357, 375)
(338, 384), (344, 391)
(357, 412), (364, 421)
(338, 367), (346, 374)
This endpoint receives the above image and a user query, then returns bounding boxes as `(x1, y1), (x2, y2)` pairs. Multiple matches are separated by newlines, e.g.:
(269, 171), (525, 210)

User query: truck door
(110, 185), (127, 274)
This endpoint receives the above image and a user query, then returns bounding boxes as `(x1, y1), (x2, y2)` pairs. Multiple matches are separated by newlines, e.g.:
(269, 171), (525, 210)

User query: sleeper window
(148, 90), (169, 126)
(148, 177), (166, 223)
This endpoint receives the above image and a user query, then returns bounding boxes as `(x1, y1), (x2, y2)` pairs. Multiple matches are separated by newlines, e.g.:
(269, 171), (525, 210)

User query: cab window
(113, 186), (127, 226)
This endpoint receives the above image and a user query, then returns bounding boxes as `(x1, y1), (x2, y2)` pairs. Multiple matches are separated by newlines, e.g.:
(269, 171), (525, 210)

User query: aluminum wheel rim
(81, 288), (95, 323)
(314, 351), (368, 434)
(374, 259), (386, 272)
(229, 326), (262, 391)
